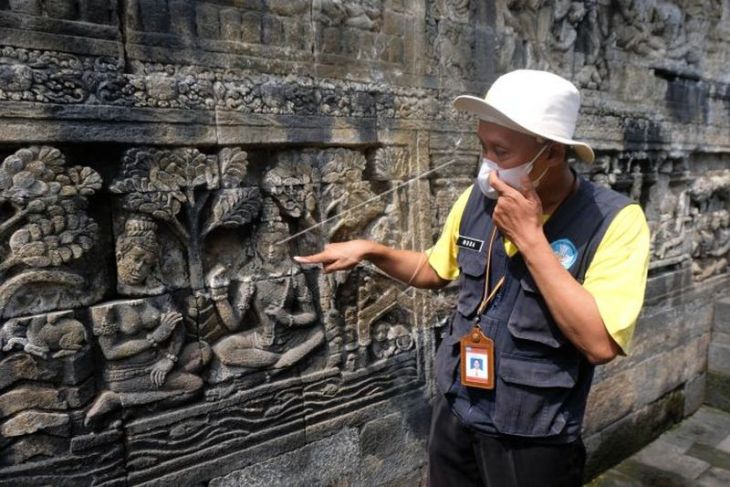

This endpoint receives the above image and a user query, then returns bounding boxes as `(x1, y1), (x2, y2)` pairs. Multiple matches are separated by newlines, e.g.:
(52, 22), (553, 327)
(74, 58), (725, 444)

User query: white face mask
(477, 144), (550, 199)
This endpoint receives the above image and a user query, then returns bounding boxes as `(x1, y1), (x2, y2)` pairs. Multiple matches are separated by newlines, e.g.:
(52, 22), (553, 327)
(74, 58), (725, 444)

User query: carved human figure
(261, 156), (318, 228)
(208, 222), (324, 373)
(85, 298), (203, 425)
(319, 149), (384, 241)
(696, 210), (730, 280)
(116, 215), (165, 295)
(371, 322), (414, 359)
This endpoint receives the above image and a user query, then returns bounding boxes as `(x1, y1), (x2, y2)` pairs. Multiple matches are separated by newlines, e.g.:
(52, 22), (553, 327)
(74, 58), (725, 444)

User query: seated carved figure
(207, 222), (324, 378)
(85, 298), (203, 425)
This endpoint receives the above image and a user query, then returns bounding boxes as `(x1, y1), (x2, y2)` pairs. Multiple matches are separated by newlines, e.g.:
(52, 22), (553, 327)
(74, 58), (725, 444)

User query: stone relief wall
(0, 0), (728, 485)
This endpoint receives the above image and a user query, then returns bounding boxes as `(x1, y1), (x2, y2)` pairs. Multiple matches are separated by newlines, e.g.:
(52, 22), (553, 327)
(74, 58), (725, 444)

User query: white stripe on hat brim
(454, 95), (595, 163)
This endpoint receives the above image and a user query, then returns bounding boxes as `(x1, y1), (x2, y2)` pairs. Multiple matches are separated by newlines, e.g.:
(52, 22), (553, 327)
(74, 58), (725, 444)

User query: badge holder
(459, 226), (500, 390)
(460, 324), (494, 390)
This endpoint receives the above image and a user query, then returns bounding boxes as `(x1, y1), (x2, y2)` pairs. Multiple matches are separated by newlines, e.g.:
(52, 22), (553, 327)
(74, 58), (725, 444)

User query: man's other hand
(489, 172), (543, 251)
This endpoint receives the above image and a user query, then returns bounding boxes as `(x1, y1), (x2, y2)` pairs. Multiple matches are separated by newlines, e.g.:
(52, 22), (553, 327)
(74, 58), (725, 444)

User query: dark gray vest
(435, 176), (633, 442)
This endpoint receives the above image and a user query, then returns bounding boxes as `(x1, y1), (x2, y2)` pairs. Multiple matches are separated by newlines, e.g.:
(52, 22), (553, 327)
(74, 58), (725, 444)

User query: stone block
(262, 14), (285, 46)
(70, 428), (123, 453)
(685, 443), (730, 471)
(585, 389), (684, 480)
(387, 36), (404, 64)
(384, 11), (407, 36)
(45, 0), (78, 20)
(356, 403), (429, 487)
(709, 340), (730, 374)
(0, 434), (68, 467)
(80, 0), (114, 24)
(719, 435), (730, 454)
(1, 410), (70, 437)
(169, 0), (196, 37)
(284, 18), (311, 52)
(196, 3), (220, 39)
(632, 335), (708, 408)
(319, 26), (342, 55)
(585, 367), (636, 435)
(706, 372), (730, 413)
(632, 438), (710, 480)
(220, 8), (242, 42)
(0, 353), (58, 390)
(7, 0), (42, 15)
(266, 0), (309, 16)
(241, 12), (263, 44)
(684, 372), (706, 417)
(209, 428), (360, 487)
(0, 384), (65, 418)
(714, 299), (730, 334)
(138, 0), (169, 32)
(697, 467), (730, 487)
(713, 331), (730, 346)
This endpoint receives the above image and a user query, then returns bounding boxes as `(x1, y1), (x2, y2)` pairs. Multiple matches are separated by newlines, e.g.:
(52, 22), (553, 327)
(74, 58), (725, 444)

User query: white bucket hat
(453, 70), (595, 163)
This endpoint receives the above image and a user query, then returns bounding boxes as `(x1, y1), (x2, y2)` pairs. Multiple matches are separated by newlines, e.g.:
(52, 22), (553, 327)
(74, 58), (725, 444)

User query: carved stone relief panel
(1, 0), (118, 24)
(688, 169), (730, 281)
(493, 0), (722, 89)
(425, 0), (478, 80)
(0, 146), (109, 320)
(0, 309), (96, 467)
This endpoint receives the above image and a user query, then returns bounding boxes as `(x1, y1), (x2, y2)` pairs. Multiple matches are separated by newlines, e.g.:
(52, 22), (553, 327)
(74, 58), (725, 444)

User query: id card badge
(460, 325), (494, 390)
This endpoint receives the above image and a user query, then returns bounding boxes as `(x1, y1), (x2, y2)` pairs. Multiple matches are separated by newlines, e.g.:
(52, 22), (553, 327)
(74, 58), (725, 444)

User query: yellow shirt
(427, 185), (650, 353)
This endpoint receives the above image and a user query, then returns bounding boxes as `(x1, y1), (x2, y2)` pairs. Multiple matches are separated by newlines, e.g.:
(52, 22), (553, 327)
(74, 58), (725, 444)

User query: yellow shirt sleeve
(582, 204), (650, 354)
(427, 186), (474, 281)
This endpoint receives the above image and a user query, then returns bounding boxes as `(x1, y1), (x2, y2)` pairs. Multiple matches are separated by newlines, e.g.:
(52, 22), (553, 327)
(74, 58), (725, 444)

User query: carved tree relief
(0, 146), (101, 318)
(110, 147), (261, 291)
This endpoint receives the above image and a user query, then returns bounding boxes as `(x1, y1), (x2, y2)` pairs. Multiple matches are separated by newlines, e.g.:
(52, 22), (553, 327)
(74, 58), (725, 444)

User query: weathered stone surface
(709, 339), (730, 375)
(0, 384), (64, 418)
(706, 372), (730, 413)
(585, 389), (685, 480)
(697, 467), (730, 487)
(1, 410), (70, 437)
(209, 428), (360, 487)
(632, 439), (711, 480)
(684, 373), (706, 417)
(0, 434), (68, 467)
(718, 436), (730, 455)
(714, 298), (730, 334)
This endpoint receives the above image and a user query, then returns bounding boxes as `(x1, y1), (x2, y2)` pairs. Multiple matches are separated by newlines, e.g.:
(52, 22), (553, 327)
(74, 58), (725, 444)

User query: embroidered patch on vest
(551, 239), (578, 269)
(456, 235), (484, 252)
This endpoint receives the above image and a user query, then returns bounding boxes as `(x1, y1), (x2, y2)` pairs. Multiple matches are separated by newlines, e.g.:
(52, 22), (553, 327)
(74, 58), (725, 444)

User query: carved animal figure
(2, 314), (87, 358)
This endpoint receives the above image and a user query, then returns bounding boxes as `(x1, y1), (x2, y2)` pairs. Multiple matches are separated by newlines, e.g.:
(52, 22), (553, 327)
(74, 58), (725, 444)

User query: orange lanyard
(475, 227), (505, 318)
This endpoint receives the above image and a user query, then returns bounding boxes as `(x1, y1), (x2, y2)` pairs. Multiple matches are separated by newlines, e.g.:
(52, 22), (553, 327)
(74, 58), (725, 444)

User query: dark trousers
(427, 394), (585, 487)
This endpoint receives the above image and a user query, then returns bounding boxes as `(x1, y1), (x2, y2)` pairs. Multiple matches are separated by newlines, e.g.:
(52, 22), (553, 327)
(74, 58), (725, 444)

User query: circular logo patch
(551, 239), (578, 269)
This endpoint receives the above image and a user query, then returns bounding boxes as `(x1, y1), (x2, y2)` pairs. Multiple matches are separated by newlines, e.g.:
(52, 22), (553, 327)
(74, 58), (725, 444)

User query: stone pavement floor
(588, 406), (730, 486)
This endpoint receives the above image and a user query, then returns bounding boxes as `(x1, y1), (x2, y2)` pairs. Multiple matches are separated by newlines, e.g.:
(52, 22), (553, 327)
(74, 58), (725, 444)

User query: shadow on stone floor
(587, 406), (730, 486)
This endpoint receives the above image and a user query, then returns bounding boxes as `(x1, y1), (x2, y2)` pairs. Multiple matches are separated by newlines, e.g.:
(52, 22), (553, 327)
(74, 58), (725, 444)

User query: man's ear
(546, 143), (567, 167)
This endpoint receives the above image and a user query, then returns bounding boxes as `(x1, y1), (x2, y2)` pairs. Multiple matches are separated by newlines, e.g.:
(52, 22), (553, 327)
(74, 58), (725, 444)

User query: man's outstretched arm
(294, 240), (449, 290)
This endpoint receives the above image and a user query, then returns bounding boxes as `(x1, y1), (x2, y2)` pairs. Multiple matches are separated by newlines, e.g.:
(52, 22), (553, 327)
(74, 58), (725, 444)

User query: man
(295, 70), (650, 486)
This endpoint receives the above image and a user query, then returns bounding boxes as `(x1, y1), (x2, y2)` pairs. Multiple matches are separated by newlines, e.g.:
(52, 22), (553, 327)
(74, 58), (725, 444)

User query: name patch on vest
(456, 235), (484, 252)
(551, 239), (578, 269)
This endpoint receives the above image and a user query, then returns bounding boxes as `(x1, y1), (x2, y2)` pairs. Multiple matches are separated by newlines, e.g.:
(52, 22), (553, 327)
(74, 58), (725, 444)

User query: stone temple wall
(0, 1), (728, 485)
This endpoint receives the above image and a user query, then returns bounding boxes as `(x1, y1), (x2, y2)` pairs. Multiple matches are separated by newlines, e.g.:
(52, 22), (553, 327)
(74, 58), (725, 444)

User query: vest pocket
(507, 275), (567, 348)
(456, 250), (486, 318)
(492, 353), (578, 437)
(434, 331), (461, 395)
